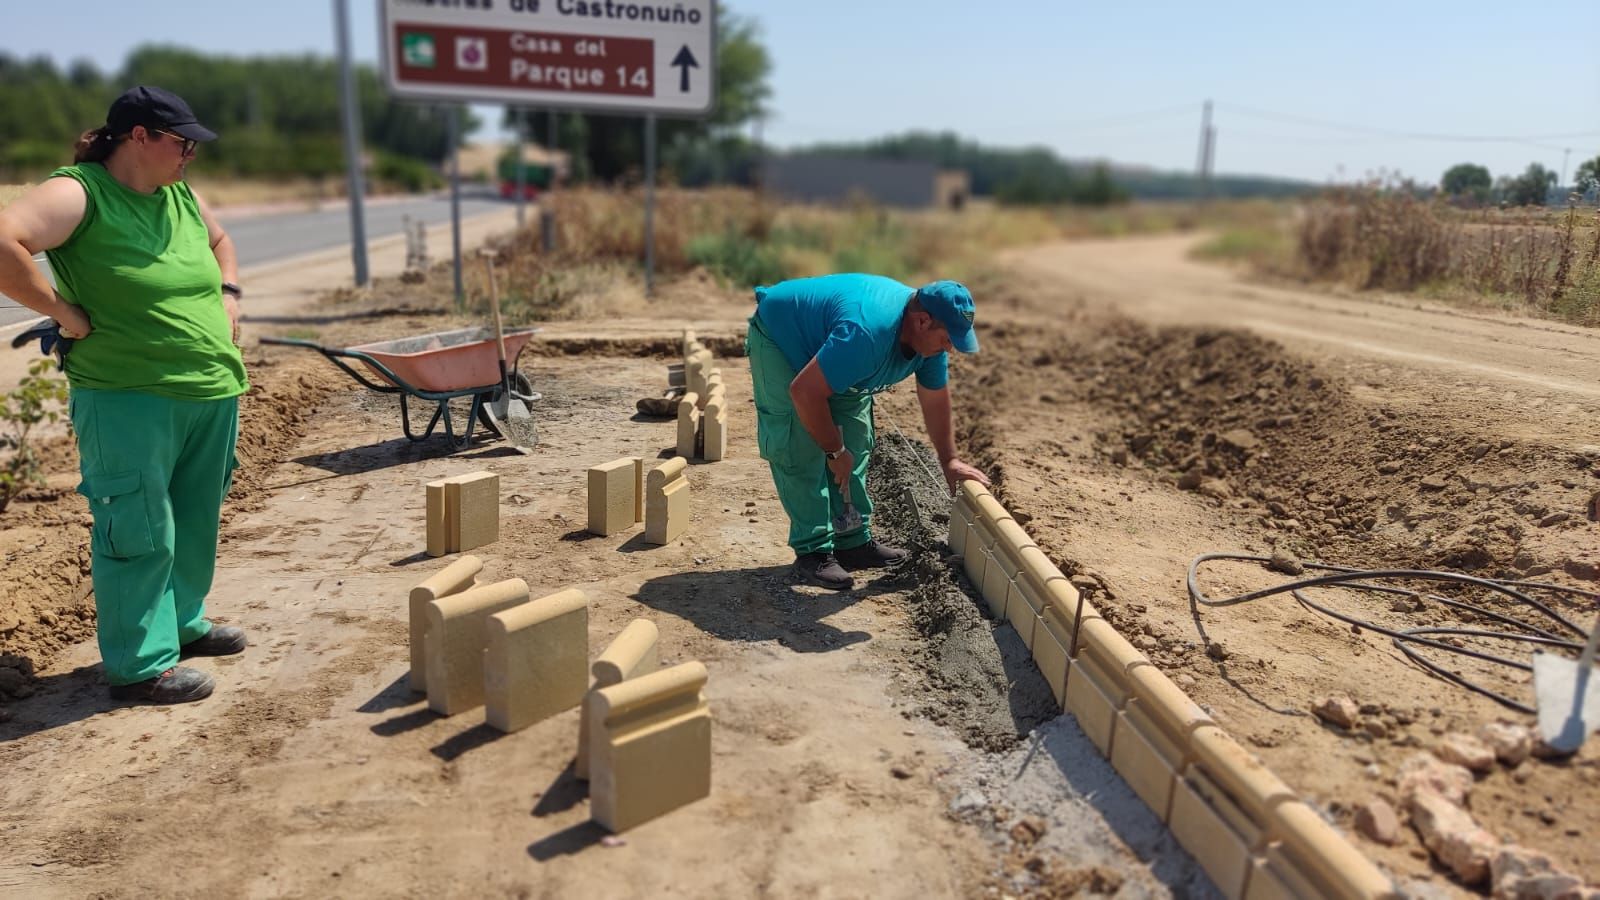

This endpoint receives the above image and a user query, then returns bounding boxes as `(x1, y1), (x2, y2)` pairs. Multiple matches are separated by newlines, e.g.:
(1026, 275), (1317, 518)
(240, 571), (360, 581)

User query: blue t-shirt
(754, 274), (949, 394)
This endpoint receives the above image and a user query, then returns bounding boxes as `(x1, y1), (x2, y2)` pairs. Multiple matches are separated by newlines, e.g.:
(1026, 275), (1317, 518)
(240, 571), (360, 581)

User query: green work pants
(70, 388), (239, 685)
(746, 314), (875, 556)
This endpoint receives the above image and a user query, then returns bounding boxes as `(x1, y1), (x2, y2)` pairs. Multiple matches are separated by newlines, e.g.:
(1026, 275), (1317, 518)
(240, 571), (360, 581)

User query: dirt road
(938, 235), (1600, 891)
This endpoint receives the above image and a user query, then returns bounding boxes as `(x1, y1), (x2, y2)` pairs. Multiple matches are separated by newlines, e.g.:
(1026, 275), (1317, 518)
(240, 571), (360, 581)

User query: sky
(6, 0), (1599, 185)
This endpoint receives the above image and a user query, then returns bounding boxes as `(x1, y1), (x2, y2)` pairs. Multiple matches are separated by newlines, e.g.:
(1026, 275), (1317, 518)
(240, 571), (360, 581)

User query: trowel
(1532, 611), (1600, 754)
(833, 478), (862, 534)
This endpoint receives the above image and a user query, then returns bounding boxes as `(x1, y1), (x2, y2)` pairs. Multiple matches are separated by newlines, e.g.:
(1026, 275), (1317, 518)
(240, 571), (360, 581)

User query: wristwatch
(221, 281), (243, 300)
(824, 447), (846, 460)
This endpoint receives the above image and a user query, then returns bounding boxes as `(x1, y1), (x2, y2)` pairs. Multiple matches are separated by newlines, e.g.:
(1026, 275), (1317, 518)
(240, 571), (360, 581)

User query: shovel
(833, 475), (863, 534)
(1532, 611), (1600, 754)
(480, 253), (538, 454)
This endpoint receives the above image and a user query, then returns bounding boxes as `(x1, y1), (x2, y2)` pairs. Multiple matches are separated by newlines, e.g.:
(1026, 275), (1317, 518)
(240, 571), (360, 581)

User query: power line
(1216, 101), (1600, 147)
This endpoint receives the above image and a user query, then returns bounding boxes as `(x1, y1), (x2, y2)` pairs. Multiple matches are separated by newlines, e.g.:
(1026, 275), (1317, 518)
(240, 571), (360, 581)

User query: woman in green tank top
(0, 86), (251, 705)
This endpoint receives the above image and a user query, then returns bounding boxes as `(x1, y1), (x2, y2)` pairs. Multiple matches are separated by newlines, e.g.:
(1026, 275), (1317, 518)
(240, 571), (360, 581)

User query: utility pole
(1561, 147), (1572, 194)
(332, 0), (369, 286)
(1196, 99), (1214, 204)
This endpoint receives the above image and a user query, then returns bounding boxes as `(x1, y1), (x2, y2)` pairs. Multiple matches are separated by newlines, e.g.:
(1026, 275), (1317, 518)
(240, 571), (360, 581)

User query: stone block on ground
(589, 661), (712, 833)
(702, 395), (727, 461)
(484, 588), (589, 733)
(428, 471), (500, 555)
(577, 619), (661, 781)
(587, 458), (638, 536)
(448, 471), (500, 553)
(645, 457), (690, 545)
(408, 555), (484, 694)
(425, 578), (530, 716)
(676, 393), (701, 459)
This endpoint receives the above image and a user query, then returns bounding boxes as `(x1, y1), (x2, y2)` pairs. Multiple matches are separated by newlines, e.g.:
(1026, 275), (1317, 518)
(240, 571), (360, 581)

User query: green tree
(1440, 163), (1491, 203)
(1501, 163), (1557, 206)
(1574, 154), (1600, 195)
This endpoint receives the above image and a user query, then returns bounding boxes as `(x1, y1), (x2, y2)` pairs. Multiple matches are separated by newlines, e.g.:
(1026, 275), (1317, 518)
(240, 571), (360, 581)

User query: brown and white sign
(379, 0), (715, 116)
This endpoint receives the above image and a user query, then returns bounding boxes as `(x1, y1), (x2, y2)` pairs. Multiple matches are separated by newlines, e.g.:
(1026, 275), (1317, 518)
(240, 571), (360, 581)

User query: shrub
(0, 359), (69, 514)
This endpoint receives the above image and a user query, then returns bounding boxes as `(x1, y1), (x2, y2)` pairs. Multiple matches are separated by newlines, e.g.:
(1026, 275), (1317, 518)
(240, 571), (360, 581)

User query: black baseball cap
(106, 86), (218, 143)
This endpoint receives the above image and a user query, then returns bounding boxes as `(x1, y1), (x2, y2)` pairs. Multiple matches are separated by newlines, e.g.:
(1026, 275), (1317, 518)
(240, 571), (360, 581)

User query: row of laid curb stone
(949, 481), (1398, 900)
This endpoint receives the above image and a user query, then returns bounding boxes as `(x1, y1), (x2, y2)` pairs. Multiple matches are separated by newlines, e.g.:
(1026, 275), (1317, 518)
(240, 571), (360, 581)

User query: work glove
(10, 320), (73, 371)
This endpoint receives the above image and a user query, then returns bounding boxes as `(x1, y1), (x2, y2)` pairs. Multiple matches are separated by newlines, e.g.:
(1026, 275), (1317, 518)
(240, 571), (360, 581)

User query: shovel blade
(483, 400), (537, 454)
(1532, 653), (1600, 752)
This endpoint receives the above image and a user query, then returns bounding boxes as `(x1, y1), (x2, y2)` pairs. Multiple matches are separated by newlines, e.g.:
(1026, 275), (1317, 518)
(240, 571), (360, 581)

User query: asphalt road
(1, 191), (512, 331)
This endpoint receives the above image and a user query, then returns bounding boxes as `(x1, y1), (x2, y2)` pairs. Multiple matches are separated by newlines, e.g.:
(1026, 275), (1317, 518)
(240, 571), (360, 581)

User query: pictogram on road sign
(379, 0), (716, 118)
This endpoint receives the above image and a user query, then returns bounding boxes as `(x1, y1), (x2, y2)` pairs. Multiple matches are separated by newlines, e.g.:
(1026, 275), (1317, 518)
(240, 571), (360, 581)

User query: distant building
(760, 155), (968, 210)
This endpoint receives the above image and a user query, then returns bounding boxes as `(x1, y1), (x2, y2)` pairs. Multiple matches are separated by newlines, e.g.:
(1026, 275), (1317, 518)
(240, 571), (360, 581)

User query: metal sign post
(514, 108), (527, 229)
(644, 114), (656, 297)
(378, 0), (716, 294)
(449, 106), (463, 312)
(332, 0), (369, 286)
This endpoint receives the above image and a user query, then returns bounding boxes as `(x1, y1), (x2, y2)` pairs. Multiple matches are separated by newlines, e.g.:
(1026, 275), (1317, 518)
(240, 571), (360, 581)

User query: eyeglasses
(151, 130), (197, 157)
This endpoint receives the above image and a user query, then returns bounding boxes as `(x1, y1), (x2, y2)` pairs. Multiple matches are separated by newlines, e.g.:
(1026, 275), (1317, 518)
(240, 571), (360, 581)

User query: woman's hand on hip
(53, 300), (91, 339)
(223, 295), (241, 345)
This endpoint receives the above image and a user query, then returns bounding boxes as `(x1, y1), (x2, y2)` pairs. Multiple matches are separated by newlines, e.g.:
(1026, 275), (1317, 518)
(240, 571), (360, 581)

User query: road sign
(379, 0), (716, 117)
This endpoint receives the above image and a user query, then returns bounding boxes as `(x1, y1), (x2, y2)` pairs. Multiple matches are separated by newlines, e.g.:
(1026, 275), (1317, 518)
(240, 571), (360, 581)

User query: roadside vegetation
(391, 188), (1279, 323)
(1198, 186), (1600, 325)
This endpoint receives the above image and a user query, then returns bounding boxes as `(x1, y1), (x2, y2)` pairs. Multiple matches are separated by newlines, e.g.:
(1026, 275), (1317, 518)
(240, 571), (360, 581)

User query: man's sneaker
(835, 540), (910, 570)
(108, 666), (214, 704)
(793, 552), (855, 590)
(180, 625), (247, 657)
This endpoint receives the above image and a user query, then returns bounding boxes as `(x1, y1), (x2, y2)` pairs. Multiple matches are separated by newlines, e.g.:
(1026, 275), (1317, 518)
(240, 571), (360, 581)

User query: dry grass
(410, 188), (1289, 326)
(1199, 185), (1600, 326)
(1299, 188), (1600, 324)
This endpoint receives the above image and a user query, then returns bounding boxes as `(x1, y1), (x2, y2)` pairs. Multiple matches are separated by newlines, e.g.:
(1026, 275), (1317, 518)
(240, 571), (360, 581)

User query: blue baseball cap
(916, 281), (978, 353)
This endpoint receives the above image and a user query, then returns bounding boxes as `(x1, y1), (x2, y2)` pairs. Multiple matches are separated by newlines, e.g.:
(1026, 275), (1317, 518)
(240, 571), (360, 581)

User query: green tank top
(44, 163), (247, 400)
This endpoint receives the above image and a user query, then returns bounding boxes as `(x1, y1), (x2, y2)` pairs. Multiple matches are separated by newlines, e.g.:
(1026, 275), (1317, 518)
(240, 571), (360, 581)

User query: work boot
(793, 552), (854, 591)
(108, 666), (214, 704)
(180, 625), (248, 657)
(835, 539), (910, 570)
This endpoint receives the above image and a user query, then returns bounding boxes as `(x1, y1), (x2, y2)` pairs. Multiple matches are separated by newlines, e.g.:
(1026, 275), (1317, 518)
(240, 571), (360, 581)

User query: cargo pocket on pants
(755, 410), (794, 466)
(79, 470), (155, 559)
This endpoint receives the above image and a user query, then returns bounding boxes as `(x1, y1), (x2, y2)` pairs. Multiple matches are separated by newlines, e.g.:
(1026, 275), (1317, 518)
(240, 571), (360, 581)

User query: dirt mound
(0, 350), (344, 702)
(535, 334), (748, 359)
(970, 316), (1598, 580)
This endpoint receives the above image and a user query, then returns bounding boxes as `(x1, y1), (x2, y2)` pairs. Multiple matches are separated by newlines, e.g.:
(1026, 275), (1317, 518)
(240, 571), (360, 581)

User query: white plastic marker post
(1533, 611), (1600, 753)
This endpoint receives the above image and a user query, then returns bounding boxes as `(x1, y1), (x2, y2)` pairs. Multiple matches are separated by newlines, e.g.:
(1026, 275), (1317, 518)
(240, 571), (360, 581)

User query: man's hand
(941, 457), (989, 494)
(826, 448), (855, 491)
(223, 295), (242, 345)
(54, 298), (91, 339)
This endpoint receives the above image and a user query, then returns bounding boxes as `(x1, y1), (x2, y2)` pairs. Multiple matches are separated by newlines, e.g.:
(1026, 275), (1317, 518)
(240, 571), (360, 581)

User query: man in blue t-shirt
(746, 274), (991, 590)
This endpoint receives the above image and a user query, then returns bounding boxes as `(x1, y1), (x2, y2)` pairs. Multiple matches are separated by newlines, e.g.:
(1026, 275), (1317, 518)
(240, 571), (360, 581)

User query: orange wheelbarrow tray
(259, 326), (540, 449)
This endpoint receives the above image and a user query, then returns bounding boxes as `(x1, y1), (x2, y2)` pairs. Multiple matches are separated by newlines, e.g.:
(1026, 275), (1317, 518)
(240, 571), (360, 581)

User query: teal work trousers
(70, 388), (239, 685)
(746, 314), (875, 556)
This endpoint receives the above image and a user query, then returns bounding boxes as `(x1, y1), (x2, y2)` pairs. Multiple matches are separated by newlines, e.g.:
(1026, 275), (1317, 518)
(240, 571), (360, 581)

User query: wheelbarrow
(260, 326), (541, 450)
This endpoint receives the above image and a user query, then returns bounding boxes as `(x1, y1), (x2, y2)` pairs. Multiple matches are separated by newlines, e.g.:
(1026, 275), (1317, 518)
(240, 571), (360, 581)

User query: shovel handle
(484, 255), (509, 370)
(1581, 612), (1600, 670)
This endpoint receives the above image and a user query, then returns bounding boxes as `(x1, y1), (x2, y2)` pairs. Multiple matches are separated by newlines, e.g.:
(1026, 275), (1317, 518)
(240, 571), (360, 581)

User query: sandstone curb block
(949, 481), (1397, 899)
(424, 578), (531, 716)
(645, 457), (690, 545)
(588, 660), (712, 833)
(407, 555), (484, 694)
(587, 458), (640, 537)
(577, 618), (661, 781)
(483, 588), (589, 734)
